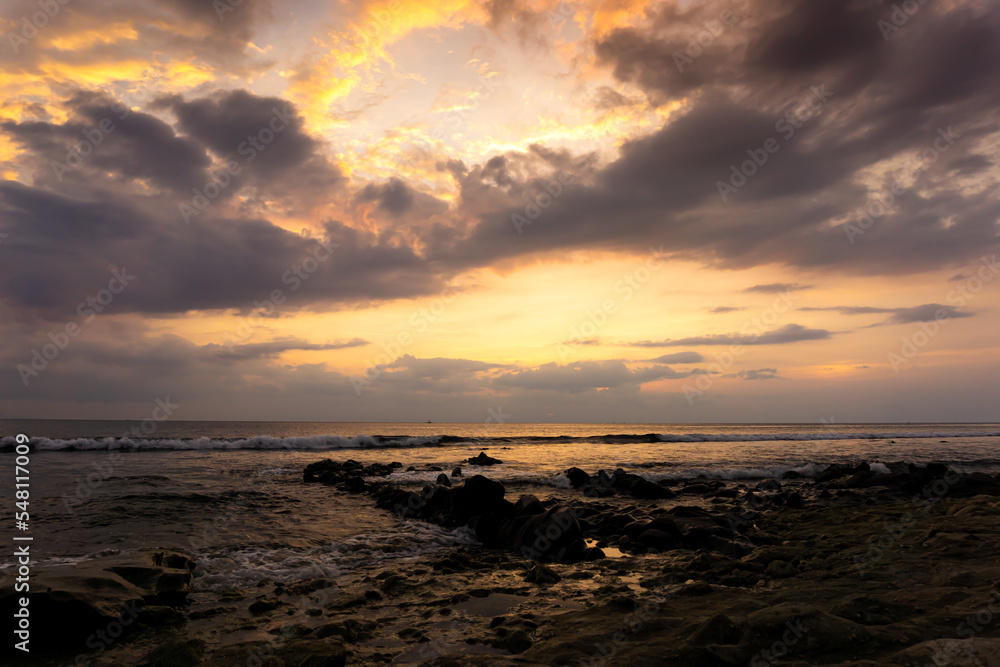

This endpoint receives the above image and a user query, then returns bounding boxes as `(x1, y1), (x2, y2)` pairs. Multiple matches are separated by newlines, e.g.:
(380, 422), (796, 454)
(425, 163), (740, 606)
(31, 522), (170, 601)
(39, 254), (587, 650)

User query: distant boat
(426, 420), (432, 423)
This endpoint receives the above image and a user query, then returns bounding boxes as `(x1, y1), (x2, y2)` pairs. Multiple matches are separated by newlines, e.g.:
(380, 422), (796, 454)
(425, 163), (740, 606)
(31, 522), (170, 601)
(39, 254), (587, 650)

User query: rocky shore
(5, 457), (1000, 665)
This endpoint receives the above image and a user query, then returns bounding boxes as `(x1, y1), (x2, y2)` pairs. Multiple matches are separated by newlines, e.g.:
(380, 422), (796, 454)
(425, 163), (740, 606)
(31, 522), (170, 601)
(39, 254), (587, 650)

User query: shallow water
(2, 421), (997, 591)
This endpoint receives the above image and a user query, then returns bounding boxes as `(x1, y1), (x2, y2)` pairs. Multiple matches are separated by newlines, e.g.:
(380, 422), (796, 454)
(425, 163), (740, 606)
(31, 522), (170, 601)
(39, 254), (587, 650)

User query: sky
(1, 0), (998, 423)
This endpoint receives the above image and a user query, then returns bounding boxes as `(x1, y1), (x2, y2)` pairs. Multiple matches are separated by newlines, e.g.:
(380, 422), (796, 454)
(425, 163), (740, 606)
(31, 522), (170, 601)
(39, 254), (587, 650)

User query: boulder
(512, 506), (584, 561)
(467, 451), (503, 466)
(0, 551), (193, 656)
(563, 467), (591, 488)
(744, 603), (871, 655)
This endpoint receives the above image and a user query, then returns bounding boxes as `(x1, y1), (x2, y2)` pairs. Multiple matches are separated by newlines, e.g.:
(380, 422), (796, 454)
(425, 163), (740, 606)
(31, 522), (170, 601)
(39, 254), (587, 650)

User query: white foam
(6, 434), (445, 452)
(191, 521), (476, 591)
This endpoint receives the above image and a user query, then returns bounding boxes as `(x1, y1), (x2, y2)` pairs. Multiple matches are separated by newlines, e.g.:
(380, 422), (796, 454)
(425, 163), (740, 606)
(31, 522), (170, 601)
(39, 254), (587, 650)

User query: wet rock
(200, 642), (276, 667)
(304, 459), (396, 487)
(668, 505), (714, 518)
(764, 560), (798, 579)
(950, 472), (1000, 497)
(138, 638), (206, 667)
(248, 597), (282, 614)
(452, 475), (508, 522)
(745, 603), (871, 655)
(623, 519), (653, 539)
(888, 638), (1000, 666)
(514, 494), (546, 516)
(638, 529), (682, 551)
(452, 467), (463, 477)
(688, 612), (742, 646)
(523, 564), (562, 585)
(785, 492), (805, 508)
(512, 506), (585, 561)
(564, 467), (591, 488)
(436, 473), (451, 487)
(831, 595), (900, 625)
(468, 451), (504, 466)
(0, 552), (199, 654)
(500, 628), (533, 654)
(275, 638), (347, 666)
(136, 605), (184, 627)
(314, 619), (376, 643)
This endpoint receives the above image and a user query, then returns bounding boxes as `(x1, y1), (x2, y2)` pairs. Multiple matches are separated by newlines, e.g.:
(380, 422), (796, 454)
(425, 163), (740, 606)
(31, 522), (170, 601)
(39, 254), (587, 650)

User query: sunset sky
(1, 0), (998, 423)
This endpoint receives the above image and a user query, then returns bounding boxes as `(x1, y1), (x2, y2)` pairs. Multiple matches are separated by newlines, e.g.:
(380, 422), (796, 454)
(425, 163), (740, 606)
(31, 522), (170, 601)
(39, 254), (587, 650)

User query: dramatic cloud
(1, 0), (998, 421)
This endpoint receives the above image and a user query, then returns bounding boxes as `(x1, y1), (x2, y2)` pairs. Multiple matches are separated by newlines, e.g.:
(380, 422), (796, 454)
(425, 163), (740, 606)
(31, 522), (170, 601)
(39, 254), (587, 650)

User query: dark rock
(139, 639), (206, 667)
(452, 467), (463, 477)
(765, 560), (799, 579)
(339, 475), (367, 493)
(248, 597), (282, 614)
(630, 478), (677, 499)
(451, 475), (507, 522)
(468, 451), (503, 466)
(523, 564), (561, 585)
(514, 494), (546, 516)
(785, 492), (805, 508)
(637, 529), (681, 550)
(314, 619), (376, 643)
(949, 472), (1000, 497)
(200, 642), (276, 667)
(745, 603), (871, 654)
(275, 638), (347, 667)
(564, 467), (591, 488)
(687, 613), (742, 646)
(755, 479), (783, 491)
(501, 629), (532, 654)
(436, 473), (451, 487)
(513, 506), (584, 561)
(668, 505), (714, 518)
(623, 519), (653, 539)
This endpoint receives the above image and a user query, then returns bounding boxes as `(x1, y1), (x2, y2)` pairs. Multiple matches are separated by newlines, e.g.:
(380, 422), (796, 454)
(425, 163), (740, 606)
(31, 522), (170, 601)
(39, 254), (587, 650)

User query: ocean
(2, 421), (999, 595)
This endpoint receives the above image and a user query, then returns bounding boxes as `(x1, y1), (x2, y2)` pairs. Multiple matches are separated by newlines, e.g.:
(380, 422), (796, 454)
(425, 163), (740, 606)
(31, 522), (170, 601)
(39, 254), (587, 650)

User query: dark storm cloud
(635, 323), (832, 347)
(2, 91), (212, 193)
(0, 180), (443, 317)
(435, 0), (1000, 274)
(356, 179), (415, 216)
(0, 88), (456, 319)
(354, 178), (449, 220)
(155, 89), (342, 204)
(4, 1), (1000, 326)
